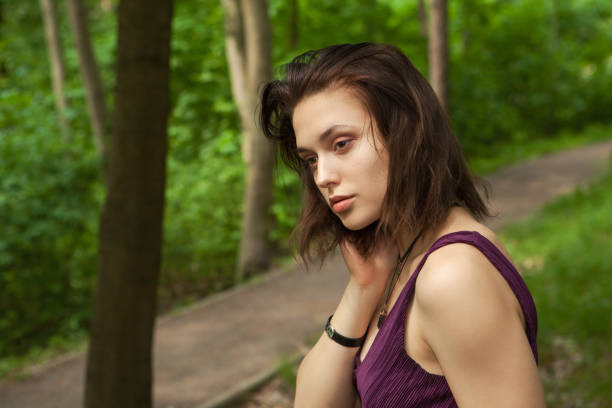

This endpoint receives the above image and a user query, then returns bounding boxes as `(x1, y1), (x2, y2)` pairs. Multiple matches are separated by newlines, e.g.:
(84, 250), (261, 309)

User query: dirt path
(1, 140), (610, 408)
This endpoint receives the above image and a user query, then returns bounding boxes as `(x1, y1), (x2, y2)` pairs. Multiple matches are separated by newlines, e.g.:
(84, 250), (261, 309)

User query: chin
(339, 214), (379, 231)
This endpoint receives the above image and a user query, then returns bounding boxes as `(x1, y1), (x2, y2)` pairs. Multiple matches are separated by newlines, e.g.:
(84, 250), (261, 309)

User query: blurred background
(0, 0), (611, 407)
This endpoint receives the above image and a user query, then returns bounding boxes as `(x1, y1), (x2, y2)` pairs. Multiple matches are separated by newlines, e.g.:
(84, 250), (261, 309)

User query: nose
(314, 156), (339, 189)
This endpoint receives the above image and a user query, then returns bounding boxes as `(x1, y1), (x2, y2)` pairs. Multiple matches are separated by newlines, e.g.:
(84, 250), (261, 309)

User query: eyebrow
(296, 124), (354, 154)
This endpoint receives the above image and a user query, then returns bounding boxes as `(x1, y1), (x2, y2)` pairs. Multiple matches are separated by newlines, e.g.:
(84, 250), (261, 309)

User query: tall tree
(84, 0), (173, 406)
(66, 0), (109, 162)
(428, 0), (448, 112)
(39, 0), (70, 139)
(221, 0), (274, 282)
(418, 0), (427, 38)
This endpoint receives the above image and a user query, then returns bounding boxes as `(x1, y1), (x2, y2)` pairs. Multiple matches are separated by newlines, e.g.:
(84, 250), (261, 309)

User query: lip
(329, 195), (356, 213)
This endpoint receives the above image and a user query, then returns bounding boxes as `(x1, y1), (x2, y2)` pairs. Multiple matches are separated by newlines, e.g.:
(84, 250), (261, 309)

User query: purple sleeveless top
(353, 231), (538, 407)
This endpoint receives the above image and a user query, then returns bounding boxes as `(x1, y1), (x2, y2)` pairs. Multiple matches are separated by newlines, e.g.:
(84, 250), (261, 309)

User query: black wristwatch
(325, 315), (367, 348)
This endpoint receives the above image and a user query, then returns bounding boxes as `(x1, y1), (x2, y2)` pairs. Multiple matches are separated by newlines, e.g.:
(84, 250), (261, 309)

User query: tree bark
(66, 0), (109, 163)
(428, 0), (448, 113)
(84, 0), (173, 407)
(221, 0), (274, 282)
(221, 0), (247, 123)
(418, 0), (427, 38)
(39, 0), (70, 140)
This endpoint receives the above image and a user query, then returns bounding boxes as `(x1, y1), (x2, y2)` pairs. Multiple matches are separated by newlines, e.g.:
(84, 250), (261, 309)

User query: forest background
(1, 0), (611, 406)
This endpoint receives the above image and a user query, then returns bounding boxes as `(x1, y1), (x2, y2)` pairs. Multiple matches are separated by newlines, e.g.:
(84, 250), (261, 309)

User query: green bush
(451, 0), (612, 155)
(0, 1), (104, 363)
(0, 102), (101, 358)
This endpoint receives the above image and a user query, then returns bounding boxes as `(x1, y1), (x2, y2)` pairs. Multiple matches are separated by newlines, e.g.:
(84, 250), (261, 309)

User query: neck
(395, 227), (425, 262)
(395, 205), (464, 260)
(395, 222), (443, 264)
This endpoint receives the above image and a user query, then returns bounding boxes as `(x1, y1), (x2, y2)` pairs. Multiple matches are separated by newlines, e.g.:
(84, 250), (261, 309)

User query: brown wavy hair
(260, 43), (490, 261)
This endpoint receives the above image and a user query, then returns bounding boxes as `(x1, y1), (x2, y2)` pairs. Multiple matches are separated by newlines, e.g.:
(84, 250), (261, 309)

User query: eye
(301, 155), (318, 169)
(333, 138), (352, 151)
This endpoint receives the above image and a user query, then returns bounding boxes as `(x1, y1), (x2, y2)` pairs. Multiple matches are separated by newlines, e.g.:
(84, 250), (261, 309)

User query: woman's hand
(339, 238), (398, 304)
(294, 237), (398, 408)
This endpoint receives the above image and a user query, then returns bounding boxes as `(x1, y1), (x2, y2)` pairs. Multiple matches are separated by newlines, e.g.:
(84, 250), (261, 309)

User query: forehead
(292, 87), (370, 148)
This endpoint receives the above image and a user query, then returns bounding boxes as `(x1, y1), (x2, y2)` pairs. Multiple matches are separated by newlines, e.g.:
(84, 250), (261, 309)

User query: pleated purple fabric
(354, 230), (538, 407)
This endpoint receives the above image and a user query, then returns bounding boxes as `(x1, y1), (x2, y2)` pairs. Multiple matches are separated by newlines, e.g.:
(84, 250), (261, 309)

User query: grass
(276, 333), (320, 390)
(501, 161), (612, 407)
(469, 123), (612, 175)
(0, 329), (89, 381)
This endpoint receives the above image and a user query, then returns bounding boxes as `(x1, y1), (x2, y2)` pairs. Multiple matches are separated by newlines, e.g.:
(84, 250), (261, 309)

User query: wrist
(325, 314), (366, 347)
(346, 276), (386, 308)
(327, 282), (380, 339)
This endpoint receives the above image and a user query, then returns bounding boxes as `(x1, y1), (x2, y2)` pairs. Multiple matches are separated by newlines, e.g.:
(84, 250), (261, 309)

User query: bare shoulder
(413, 227), (520, 324)
(412, 205), (522, 320)
(414, 238), (495, 310)
(410, 227), (544, 406)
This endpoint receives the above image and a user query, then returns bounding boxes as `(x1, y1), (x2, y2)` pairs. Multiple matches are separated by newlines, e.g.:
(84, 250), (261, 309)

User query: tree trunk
(428, 0), (448, 113)
(221, 0), (247, 120)
(84, 0), (173, 407)
(66, 0), (109, 163)
(39, 0), (70, 140)
(418, 0), (427, 38)
(221, 0), (274, 282)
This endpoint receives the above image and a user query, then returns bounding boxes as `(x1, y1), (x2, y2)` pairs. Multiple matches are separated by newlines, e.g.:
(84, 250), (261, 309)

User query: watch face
(326, 325), (334, 338)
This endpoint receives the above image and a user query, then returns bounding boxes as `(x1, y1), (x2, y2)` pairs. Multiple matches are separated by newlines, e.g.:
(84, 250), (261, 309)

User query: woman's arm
(295, 280), (378, 408)
(294, 241), (396, 408)
(415, 243), (546, 407)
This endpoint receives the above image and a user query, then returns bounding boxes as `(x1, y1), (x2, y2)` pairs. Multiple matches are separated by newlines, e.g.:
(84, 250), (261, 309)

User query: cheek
(318, 187), (329, 203)
(372, 176), (388, 210)
(369, 156), (389, 198)
(374, 177), (390, 214)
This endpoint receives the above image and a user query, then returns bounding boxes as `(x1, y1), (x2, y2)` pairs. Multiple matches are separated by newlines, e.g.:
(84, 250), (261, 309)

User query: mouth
(329, 195), (356, 213)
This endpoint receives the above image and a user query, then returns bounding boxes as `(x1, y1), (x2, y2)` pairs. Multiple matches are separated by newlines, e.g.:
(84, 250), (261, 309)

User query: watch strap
(325, 314), (366, 348)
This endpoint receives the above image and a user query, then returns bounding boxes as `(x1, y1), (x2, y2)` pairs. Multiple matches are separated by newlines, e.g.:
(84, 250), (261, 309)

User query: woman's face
(292, 87), (389, 231)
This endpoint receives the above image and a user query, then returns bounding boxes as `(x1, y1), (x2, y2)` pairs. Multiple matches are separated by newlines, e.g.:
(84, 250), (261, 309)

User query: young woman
(260, 43), (545, 407)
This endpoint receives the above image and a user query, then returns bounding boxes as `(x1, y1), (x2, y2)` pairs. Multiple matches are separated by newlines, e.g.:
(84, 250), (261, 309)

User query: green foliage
(158, 0), (242, 306)
(160, 129), (244, 305)
(0, 132), (100, 355)
(276, 355), (299, 391)
(0, 0), (104, 364)
(450, 0), (612, 155)
(271, 0), (426, 64)
(502, 163), (612, 406)
(270, 166), (301, 245)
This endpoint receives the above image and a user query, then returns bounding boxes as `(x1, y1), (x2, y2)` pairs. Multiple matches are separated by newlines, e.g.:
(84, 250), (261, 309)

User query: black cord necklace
(377, 228), (424, 329)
